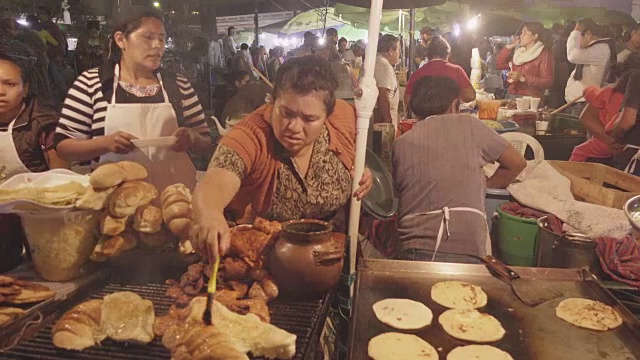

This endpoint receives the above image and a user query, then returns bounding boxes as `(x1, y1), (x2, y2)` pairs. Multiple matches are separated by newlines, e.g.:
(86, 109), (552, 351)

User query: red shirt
(406, 59), (472, 98)
(584, 86), (624, 132)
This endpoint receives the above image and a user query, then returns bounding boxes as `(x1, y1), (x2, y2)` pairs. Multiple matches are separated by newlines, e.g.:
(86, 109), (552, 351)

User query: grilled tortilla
(431, 281), (488, 310)
(372, 298), (433, 330)
(439, 309), (505, 343)
(556, 298), (622, 331)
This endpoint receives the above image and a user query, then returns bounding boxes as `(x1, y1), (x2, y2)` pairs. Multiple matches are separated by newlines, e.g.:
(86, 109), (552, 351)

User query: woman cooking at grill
(191, 56), (373, 259)
(0, 48), (69, 272)
(496, 22), (554, 99)
(54, 6), (211, 192)
(392, 76), (526, 263)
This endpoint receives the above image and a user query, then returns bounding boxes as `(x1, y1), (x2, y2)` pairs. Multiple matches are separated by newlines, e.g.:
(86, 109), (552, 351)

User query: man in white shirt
(342, 40), (366, 73)
(564, 19), (616, 116)
(222, 26), (237, 68)
(618, 24), (640, 64)
(374, 34), (401, 130)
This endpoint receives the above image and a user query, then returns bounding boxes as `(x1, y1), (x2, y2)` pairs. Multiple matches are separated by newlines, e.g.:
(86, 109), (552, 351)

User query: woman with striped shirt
(54, 7), (211, 191)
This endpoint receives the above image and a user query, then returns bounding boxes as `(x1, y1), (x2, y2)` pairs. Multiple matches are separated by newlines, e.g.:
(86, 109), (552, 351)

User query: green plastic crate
(549, 113), (584, 134)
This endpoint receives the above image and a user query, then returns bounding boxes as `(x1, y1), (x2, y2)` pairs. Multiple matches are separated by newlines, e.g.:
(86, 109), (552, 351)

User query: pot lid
(362, 149), (398, 220)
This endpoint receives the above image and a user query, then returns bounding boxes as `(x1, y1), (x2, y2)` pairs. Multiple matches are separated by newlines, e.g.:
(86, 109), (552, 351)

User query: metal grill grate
(0, 283), (325, 360)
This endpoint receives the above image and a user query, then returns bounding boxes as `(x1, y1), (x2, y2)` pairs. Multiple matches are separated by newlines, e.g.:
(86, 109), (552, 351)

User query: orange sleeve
(583, 86), (607, 109)
(327, 99), (357, 169)
(218, 106), (271, 174)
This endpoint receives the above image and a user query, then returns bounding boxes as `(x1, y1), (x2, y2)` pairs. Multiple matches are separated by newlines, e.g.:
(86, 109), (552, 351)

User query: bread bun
(163, 202), (192, 224)
(90, 164), (126, 188)
(115, 161), (148, 181)
(169, 218), (193, 238)
(120, 230), (139, 251)
(100, 213), (129, 236)
(161, 193), (189, 209)
(101, 236), (126, 257)
(109, 181), (158, 218)
(76, 186), (116, 211)
(133, 204), (163, 234)
(161, 183), (192, 204)
(139, 227), (172, 247)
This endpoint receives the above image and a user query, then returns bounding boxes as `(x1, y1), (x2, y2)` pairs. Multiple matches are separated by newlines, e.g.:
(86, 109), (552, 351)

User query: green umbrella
(281, 8), (347, 35)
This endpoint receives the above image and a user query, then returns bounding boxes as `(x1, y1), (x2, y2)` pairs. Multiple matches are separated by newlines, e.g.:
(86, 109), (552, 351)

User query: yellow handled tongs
(202, 255), (220, 325)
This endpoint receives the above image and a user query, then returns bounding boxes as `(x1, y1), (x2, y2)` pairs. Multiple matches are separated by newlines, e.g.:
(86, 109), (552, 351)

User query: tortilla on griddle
(447, 345), (513, 360)
(372, 298), (433, 330)
(439, 309), (505, 343)
(555, 298), (622, 331)
(431, 281), (488, 309)
(368, 333), (438, 360)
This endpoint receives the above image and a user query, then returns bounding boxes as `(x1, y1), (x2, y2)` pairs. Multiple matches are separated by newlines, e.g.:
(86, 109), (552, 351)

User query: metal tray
(348, 259), (640, 360)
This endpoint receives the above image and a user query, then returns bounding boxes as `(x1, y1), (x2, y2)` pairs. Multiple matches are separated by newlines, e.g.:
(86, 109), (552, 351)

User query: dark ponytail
(108, 6), (163, 62)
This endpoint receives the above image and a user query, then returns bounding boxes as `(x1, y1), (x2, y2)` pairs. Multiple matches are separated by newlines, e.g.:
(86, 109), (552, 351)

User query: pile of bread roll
(74, 161), (195, 261)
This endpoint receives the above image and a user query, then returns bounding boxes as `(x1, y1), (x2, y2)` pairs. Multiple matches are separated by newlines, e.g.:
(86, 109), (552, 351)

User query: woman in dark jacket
(0, 50), (68, 272)
(497, 22), (554, 99)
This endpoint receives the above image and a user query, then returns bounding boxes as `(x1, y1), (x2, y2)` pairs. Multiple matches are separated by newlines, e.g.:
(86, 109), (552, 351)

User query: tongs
(202, 256), (220, 325)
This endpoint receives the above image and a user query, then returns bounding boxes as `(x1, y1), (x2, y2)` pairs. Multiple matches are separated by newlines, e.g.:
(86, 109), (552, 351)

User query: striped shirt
(55, 67), (209, 144)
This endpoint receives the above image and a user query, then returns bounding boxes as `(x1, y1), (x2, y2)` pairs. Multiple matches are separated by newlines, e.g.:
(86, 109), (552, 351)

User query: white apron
(99, 64), (196, 192)
(0, 114), (32, 181)
(403, 206), (491, 261)
(623, 144), (640, 175)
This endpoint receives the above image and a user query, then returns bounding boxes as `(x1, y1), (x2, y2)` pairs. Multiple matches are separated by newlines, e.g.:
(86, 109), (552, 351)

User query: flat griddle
(348, 259), (640, 360)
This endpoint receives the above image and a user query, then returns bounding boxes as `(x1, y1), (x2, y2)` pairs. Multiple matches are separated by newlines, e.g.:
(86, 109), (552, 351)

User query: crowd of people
(4, 4), (640, 263)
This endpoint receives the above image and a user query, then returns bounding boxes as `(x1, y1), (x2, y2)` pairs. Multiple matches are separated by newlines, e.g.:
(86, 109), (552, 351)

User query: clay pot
(269, 219), (344, 299)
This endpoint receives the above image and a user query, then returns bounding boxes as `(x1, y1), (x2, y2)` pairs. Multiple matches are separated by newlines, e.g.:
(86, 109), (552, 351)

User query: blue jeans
(395, 249), (483, 264)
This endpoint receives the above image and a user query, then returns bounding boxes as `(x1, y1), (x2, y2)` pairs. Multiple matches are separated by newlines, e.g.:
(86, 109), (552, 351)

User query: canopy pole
(408, 8), (416, 75)
(347, 0), (383, 305)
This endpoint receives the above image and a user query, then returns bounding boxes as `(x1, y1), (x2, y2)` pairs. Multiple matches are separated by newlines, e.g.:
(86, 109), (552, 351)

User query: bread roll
(133, 204), (163, 234)
(120, 230), (139, 251)
(90, 164), (126, 188)
(163, 202), (192, 225)
(52, 299), (105, 350)
(90, 239), (108, 262)
(168, 218), (193, 238)
(115, 161), (148, 181)
(139, 227), (172, 247)
(102, 236), (126, 257)
(100, 213), (129, 236)
(76, 186), (116, 210)
(161, 184), (192, 204)
(162, 192), (190, 209)
(109, 181), (158, 218)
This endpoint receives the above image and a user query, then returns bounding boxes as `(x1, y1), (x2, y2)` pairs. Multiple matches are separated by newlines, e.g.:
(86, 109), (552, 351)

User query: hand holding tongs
(202, 255), (220, 325)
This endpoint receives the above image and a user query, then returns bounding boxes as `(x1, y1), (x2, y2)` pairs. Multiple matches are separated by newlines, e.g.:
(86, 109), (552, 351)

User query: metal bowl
(624, 195), (640, 232)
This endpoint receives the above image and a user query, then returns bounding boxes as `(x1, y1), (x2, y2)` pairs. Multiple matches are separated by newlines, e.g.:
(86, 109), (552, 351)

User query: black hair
(426, 35), (450, 60)
(326, 28), (338, 37)
(522, 21), (552, 48)
(240, 43), (249, 50)
(25, 14), (40, 29)
(420, 26), (433, 36)
(563, 21), (577, 37)
(0, 49), (34, 84)
(338, 37), (348, 45)
(304, 31), (314, 40)
(613, 52), (640, 93)
(377, 34), (399, 54)
(228, 26), (234, 35)
(109, 6), (163, 61)
(230, 70), (250, 84)
(410, 76), (460, 118)
(272, 55), (339, 115)
(551, 23), (564, 34)
(36, 5), (52, 17)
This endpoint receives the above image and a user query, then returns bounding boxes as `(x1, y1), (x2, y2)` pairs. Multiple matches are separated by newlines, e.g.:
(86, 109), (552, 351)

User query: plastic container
(484, 188), (512, 230)
(21, 210), (100, 281)
(496, 207), (540, 267)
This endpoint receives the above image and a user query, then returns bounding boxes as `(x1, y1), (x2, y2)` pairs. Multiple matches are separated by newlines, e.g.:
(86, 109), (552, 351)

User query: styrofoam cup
(516, 98), (529, 111)
(536, 120), (549, 134)
(530, 97), (541, 111)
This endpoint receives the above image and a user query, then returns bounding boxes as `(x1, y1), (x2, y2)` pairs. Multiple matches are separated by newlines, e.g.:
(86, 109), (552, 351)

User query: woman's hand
(506, 36), (519, 50)
(171, 127), (198, 153)
(101, 131), (137, 154)
(191, 213), (231, 261)
(352, 167), (373, 201)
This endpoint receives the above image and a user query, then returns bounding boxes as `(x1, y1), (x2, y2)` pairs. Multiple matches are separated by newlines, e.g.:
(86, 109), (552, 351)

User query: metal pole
(408, 8), (416, 76)
(254, 0), (259, 46)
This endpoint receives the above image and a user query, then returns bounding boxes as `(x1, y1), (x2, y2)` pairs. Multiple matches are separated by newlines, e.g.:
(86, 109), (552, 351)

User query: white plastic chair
(500, 132), (545, 160)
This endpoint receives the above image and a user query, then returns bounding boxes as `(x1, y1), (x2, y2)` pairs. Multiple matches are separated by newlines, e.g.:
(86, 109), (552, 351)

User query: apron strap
(624, 145), (640, 174)
(112, 64), (170, 104)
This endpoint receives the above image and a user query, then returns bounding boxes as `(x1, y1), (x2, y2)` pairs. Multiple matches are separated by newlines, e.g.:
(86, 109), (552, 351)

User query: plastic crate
(549, 113), (584, 133)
